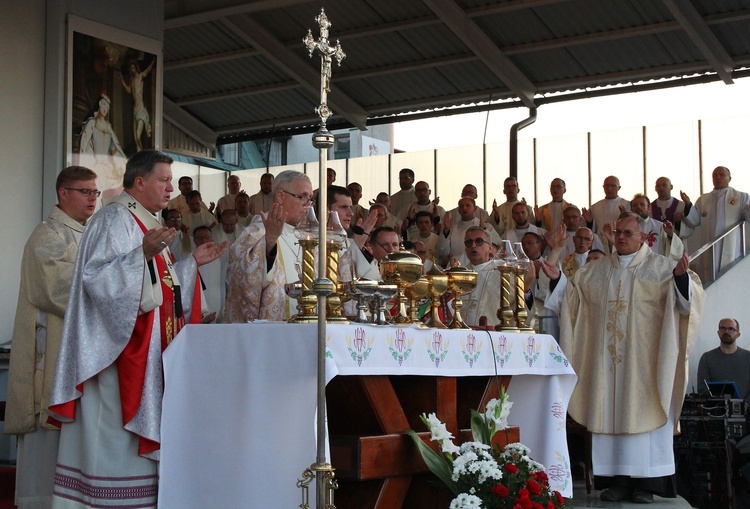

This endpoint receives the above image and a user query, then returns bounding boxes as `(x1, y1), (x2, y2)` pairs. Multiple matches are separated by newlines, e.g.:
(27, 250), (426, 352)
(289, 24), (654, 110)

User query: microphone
(351, 225), (370, 237)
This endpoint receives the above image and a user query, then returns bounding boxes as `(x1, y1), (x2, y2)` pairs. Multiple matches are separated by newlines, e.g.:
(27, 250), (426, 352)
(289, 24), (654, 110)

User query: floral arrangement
(407, 388), (566, 509)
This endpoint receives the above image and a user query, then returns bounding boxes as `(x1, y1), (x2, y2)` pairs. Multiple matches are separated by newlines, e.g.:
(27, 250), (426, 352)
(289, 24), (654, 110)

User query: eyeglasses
(464, 237), (489, 248)
(375, 241), (400, 252)
(612, 229), (639, 237)
(282, 190), (313, 205)
(65, 187), (101, 197)
(166, 216), (182, 221)
(719, 326), (738, 333)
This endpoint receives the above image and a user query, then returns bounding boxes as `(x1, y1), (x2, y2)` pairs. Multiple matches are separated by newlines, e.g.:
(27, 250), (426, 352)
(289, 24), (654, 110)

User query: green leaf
(470, 410), (490, 445)
(405, 430), (457, 495)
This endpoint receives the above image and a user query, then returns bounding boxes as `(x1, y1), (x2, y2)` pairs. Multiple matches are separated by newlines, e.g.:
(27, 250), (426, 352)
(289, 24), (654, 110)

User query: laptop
(705, 380), (741, 399)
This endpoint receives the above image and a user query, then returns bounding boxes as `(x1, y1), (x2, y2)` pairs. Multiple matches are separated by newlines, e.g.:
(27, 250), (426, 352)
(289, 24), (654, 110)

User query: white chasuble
(461, 261), (501, 327)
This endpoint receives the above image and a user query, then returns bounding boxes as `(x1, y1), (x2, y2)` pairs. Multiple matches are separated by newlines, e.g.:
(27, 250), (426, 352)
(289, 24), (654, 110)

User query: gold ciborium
(423, 265), (449, 329)
(380, 248), (423, 324)
(445, 265), (478, 329)
(405, 276), (430, 326)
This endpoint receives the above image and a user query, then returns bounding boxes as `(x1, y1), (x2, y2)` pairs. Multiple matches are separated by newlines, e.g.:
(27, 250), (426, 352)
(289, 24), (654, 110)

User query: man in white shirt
(248, 173), (274, 216)
(215, 175), (242, 218)
(630, 193), (683, 260)
(489, 177), (535, 236)
(681, 166), (750, 274)
(501, 202), (545, 245)
(235, 192), (253, 227)
(389, 168), (416, 222)
(583, 175), (630, 235)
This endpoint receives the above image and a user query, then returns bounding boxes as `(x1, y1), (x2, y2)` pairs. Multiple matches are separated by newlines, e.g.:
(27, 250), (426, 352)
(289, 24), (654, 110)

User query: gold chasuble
(559, 244), (704, 435)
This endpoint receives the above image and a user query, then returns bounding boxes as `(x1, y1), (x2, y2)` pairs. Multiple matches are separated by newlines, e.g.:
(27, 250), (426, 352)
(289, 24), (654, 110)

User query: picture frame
(66, 15), (162, 198)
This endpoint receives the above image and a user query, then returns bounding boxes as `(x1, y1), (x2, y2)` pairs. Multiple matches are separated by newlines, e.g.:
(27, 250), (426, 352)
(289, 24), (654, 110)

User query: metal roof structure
(163, 0), (750, 146)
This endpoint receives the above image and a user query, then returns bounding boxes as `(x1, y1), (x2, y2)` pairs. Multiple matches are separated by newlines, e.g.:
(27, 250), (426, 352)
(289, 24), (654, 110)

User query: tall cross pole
(297, 8), (345, 509)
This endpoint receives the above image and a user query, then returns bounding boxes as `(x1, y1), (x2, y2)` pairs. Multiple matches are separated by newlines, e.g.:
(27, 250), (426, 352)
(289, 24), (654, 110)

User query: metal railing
(687, 219), (747, 288)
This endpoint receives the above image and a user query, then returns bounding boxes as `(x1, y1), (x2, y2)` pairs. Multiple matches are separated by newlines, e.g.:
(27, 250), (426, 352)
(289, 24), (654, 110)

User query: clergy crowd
(5, 148), (750, 508)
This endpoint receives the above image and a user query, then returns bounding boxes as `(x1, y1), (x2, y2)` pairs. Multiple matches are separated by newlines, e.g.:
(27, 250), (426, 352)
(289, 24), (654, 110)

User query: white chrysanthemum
(450, 493), (483, 508)
(504, 442), (530, 454)
(527, 459), (546, 473)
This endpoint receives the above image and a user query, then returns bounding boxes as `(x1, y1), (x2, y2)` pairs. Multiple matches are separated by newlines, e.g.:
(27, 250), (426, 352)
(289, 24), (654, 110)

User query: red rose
(514, 496), (533, 509)
(492, 484), (509, 498)
(505, 463), (519, 474)
(533, 471), (549, 483)
(554, 491), (564, 505)
(518, 488), (529, 498)
(527, 479), (542, 496)
(532, 503), (544, 509)
(547, 502), (556, 509)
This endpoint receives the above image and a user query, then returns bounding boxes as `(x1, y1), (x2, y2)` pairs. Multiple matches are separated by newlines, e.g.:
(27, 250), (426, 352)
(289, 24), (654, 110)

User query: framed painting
(66, 15), (162, 199)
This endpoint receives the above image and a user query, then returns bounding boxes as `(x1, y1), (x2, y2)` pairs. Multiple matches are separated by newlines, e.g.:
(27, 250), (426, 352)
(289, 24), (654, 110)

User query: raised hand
(539, 260), (561, 280)
(443, 211), (453, 232)
(674, 251), (690, 276)
(662, 220), (674, 237)
(193, 240), (229, 267)
(581, 207), (593, 224)
(143, 227), (177, 260)
(602, 222), (616, 245)
(679, 190), (691, 206)
(261, 203), (287, 255)
(545, 224), (567, 250)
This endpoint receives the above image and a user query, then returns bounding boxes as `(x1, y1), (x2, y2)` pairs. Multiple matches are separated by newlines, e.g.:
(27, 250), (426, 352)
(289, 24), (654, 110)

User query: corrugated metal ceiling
(162, 0), (750, 145)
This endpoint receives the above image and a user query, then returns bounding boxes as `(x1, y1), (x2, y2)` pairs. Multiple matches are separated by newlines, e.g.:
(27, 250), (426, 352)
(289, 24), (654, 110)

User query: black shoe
(631, 488), (654, 504)
(600, 486), (632, 502)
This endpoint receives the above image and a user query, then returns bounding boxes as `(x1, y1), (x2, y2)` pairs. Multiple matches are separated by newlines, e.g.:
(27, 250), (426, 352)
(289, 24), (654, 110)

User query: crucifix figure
(303, 8), (346, 126)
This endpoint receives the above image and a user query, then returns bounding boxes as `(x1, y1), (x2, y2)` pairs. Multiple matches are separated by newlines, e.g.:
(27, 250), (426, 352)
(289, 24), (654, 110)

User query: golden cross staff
(303, 8), (346, 126)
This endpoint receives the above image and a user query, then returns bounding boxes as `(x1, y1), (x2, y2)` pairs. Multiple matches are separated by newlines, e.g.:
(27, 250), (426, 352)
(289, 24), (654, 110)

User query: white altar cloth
(159, 323), (577, 508)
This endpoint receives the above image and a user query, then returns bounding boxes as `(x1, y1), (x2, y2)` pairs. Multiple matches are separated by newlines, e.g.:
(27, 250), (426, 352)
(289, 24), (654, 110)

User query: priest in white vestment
(224, 170), (313, 322)
(630, 194), (683, 260)
(542, 213), (704, 504)
(583, 175), (630, 236)
(489, 177), (535, 236)
(459, 227), (502, 328)
(248, 173), (275, 216)
(6, 166), (98, 509)
(681, 166), (750, 274)
(48, 150), (227, 509)
(501, 202), (546, 246)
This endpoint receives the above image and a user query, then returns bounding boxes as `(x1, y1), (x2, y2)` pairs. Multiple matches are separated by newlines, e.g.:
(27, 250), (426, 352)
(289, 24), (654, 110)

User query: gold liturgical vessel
(445, 265), (477, 329)
(380, 246), (424, 324)
(424, 264), (449, 329)
(290, 206), (321, 323)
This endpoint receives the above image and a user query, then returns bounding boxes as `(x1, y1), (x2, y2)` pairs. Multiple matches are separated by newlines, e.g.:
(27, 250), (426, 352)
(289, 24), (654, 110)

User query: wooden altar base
(327, 374), (519, 509)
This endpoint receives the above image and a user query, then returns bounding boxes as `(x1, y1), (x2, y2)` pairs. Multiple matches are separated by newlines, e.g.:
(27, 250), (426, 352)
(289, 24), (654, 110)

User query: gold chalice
(423, 265), (449, 329)
(380, 248), (423, 324)
(445, 266), (478, 329)
(405, 276), (430, 326)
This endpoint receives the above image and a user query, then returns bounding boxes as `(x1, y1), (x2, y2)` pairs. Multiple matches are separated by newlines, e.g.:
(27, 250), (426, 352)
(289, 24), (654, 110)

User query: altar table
(159, 323), (577, 508)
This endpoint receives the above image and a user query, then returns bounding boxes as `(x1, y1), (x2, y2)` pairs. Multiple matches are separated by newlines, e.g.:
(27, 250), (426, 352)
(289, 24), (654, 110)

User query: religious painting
(66, 16), (162, 199)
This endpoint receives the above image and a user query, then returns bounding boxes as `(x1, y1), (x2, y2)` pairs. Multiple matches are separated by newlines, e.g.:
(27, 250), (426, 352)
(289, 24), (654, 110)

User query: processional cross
(303, 9), (346, 128)
(297, 8), (345, 509)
